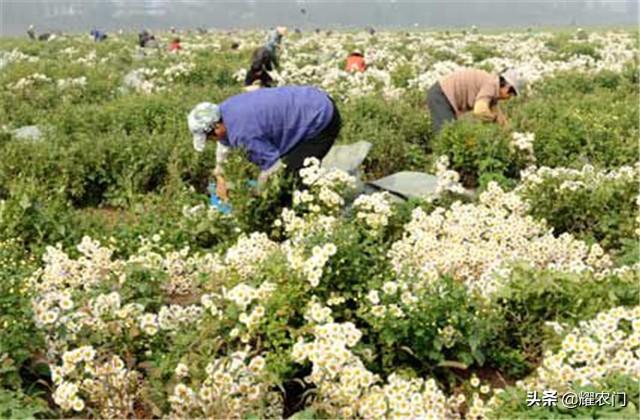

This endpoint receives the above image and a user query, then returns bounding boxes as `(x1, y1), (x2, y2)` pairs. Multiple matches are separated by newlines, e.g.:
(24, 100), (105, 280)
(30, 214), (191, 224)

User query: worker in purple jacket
(187, 86), (341, 201)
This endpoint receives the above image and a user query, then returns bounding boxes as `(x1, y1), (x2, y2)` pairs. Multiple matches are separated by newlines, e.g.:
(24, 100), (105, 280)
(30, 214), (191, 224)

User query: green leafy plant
(432, 120), (521, 188)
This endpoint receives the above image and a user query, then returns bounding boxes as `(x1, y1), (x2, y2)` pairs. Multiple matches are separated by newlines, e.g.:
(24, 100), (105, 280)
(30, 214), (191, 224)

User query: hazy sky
(1, 1), (638, 36)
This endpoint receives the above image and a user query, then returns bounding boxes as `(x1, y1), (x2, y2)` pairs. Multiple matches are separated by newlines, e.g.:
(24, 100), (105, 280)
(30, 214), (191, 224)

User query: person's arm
(214, 142), (231, 200)
(493, 106), (509, 128)
(472, 99), (497, 122)
(257, 160), (283, 187)
(244, 137), (282, 187)
(214, 142), (231, 176)
(244, 69), (255, 86)
(473, 79), (500, 122)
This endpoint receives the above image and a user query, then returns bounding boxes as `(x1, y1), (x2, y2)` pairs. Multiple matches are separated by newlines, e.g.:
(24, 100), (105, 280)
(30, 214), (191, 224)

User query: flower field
(0, 28), (638, 418)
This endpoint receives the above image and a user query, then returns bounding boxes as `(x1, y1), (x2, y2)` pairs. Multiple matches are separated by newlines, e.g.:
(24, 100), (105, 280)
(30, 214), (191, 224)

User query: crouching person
(187, 86), (341, 201)
(426, 68), (524, 134)
(244, 26), (287, 88)
(345, 50), (366, 72)
(244, 46), (277, 88)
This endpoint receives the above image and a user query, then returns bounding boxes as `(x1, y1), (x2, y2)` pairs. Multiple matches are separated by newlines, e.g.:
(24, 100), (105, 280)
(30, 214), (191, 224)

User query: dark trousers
(245, 47), (276, 87)
(426, 82), (456, 134)
(244, 69), (274, 87)
(272, 98), (340, 209)
(282, 98), (341, 175)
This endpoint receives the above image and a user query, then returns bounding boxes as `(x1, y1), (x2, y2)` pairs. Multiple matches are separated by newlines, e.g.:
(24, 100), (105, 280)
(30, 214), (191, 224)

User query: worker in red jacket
(168, 37), (181, 52)
(345, 50), (366, 73)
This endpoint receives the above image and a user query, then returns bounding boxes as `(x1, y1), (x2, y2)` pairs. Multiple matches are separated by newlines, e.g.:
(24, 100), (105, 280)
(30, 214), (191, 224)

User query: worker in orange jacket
(169, 37), (182, 52)
(345, 50), (366, 73)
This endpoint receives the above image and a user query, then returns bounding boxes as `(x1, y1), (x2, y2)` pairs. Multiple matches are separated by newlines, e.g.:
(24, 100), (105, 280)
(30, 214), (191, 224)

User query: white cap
(187, 102), (221, 152)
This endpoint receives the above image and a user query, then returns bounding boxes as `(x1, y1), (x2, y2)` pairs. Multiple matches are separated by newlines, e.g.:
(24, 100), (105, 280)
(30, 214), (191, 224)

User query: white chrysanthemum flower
(175, 363), (189, 378)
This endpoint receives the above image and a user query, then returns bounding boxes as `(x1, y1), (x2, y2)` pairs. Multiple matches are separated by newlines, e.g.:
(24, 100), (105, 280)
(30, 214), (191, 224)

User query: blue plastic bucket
(209, 182), (232, 214)
(208, 179), (258, 214)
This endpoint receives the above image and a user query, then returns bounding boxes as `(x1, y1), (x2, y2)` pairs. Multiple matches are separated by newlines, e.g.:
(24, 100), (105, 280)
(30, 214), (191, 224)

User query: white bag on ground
(321, 141), (372, 193)
(320, 141), (440, 201)
(13, 125), (43, 142)
(321, 141), (372, 174)
(366, 171), (439, 200)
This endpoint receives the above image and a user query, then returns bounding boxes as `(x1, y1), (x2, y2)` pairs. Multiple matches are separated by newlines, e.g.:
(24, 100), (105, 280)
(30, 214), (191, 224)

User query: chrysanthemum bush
(492, 305), (640, 419)
(432, 121), (534, 189)
(352, 192), (394, 231)
(291, 320), (456, 418)
(168, 349), (283, 418)
(28, 234), (282, 417)
(1, 30), (637, 210)
(23, 161), (639, 417)
(51, 350), (139, 417)
(0, 238), (51, 419)
(509, 71), (638, 170)
(491, 263), (639, 376)
(388, 181), (612, 300)
(524, 305), (640, 392)
(2, 29), (638, 418)
(516, 163), (640, 261)
(354, 182), (637, 380)
(434, 155), (468, 195)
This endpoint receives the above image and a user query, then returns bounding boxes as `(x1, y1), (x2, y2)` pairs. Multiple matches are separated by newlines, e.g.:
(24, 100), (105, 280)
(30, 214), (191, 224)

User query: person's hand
(216, 175), (229, 201)
(496, 112), (509, 128)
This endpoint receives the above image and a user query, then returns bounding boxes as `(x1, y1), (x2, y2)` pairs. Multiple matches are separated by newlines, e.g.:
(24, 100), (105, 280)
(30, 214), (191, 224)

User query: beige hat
(501, 69), (525, 96)
(276, 26), (288, 36)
